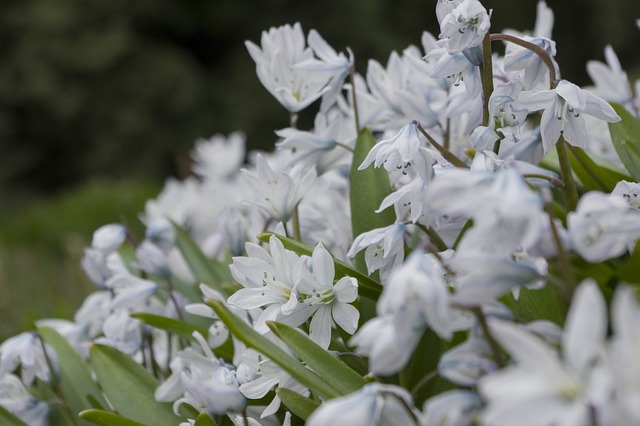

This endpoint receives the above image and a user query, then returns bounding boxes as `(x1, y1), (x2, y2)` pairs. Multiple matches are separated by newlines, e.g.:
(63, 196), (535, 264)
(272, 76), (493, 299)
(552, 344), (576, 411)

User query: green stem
(416, 223), (448, 252)
(492, 138), (501, 155)
(292, 205), (302, 242)
(349, 62), (361, 134)
(555, 136), (579, 212)
(522, 173), (564, 188)
(452, 219), (474, 250)
(481, 33), (494, 127)
(469, 307), (506, 368)
(545, 203), (576, 300)
(490, 33), (558, 88)
(410, 369), (438, 398)
(415, 122), (469, 168)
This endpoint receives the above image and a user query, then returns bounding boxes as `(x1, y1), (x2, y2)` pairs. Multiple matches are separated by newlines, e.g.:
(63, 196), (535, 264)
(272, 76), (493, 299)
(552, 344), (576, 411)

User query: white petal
(556, 80), (586, 110)
(332, 302), (359, 334)
(562, 279), (606, 376)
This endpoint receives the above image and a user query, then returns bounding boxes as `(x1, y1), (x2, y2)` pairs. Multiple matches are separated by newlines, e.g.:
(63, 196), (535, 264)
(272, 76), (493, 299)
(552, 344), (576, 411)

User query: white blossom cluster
(2, 0), (640, 425)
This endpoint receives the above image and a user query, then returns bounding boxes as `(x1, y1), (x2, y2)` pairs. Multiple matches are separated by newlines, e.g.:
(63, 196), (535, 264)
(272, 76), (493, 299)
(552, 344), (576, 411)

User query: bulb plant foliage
(3, 1), (640, 425)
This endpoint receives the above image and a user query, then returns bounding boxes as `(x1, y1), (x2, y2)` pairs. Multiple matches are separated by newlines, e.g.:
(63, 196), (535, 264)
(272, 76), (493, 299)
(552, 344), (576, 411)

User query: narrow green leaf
(267, 321), (366, 394)
(277, 388), (319, 421)
(567, 146), (632, 192)
(173, 222), (240, 297)
(89, 344), (180, 426)
(208, 300), (342, 399)
(349, 127), (396, 273)
(37, 326), (109, 424)
(79, 410), (145, 426)
(257, 232), (382, 300)
(194, 412), (219, 426)
(609, 103), (640, 182)
(130, 312), (234, 360)
(0, 406), (28, 426)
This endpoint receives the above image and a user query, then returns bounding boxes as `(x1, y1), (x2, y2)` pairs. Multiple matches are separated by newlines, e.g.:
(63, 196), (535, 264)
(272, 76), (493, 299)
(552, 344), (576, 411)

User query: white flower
(307, 383), (418, 426)
(479, 280), (610, 426)
(295, 243), (359, 349)
(517, 79), (621, 153)
(568, 191), (640, 262)
(237, 350), (307, 418)
(438, 0), (491, 54)
(0, 374), (49, 426)
(228, 235), (306, 334)
(611, 180), (640, 209)
(241, 154), (317, 223)
(423, 46), (482, 99)
(0, 332), (53, 386)
(347, 223), (406, 280)
(191, 131), (246, 182)
(245, 23), (332, 113)
(504, 35), (557, 90)
(358, 121), (434, 182)
(91, 223), (126, 253)
(421, 390), (481, 426)
(586, 45), (633, 105)
(294, 29), (353, 113)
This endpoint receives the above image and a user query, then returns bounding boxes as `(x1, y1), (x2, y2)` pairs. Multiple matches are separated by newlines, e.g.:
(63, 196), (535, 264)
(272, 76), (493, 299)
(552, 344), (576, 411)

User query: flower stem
(349, 62), (361, 134)
(292, 205), (302, 242)
(555, 136), (579, 212)
(416, 223), (448, 252)
(415, 121), (469, 168)
(410, 369), (438, 398)
(452, 219), (474, 250)
(490, 33), (558, 88)
(545, 202), (576, 300)
(469, 307), (506, 368)
(481, 33), (494, 128)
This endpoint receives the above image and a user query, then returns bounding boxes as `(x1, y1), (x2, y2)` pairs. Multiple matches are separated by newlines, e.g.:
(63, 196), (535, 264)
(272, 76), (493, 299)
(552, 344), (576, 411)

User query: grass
(0, 179), (160, 341)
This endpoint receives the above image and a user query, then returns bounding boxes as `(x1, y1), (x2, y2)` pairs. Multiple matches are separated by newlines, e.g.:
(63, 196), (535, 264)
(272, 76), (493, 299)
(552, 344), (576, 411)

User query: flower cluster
(2, 1), (640, 425)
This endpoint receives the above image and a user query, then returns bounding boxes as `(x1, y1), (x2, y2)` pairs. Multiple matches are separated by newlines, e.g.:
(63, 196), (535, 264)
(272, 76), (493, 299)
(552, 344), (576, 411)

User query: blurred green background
(1, 0), (639, 340)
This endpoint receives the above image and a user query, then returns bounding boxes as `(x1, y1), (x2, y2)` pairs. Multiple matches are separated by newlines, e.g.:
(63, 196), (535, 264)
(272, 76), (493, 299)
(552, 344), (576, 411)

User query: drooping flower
(306, 383), (419, 426)
(438, 0), (491, 54)
(517, 79), (621, 153)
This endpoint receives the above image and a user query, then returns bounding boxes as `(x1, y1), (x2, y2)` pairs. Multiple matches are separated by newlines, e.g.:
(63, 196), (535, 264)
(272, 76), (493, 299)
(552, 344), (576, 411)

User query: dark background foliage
(0, 0), (638, 216)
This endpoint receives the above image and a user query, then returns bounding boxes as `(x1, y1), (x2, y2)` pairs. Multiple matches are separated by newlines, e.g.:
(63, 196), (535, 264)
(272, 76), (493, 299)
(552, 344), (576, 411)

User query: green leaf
(618, 241), (640, 284)
(609, 103), (640, 182)
(89, 344), (180, 426)
(0, 405), (28, 426)
(173, 222), (240, 297)
(130, 312), (234, 361)
(267, 321), (366, 394)
(79, 410), (146, 426)
(512, 283), (567, 326)
(349, 127), (396, 273)
(405, 329), (455, 405)
(567, 146), (632, 192)
(194, 412), (219, 426)
(37, 326), (109, 425)
(208, 300), (342, 399)
(257, 232), (382, 300)
(277, 388), (319, 421)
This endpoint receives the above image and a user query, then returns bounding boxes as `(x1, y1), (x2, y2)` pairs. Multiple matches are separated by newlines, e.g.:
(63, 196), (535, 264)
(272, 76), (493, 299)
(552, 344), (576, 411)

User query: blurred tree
(0, 0), (638, 215)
